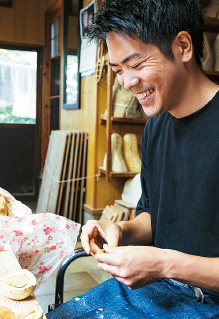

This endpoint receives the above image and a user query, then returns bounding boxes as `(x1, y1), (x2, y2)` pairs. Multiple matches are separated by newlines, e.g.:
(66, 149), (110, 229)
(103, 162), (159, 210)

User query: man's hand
(95, 245), (167, 289)
(80, 220), (122, 255)
(95, 245), (219, 293)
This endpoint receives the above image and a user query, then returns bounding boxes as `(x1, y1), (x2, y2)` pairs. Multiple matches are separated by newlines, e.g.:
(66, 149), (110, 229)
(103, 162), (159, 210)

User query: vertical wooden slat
(68, 132), (80, 220)
(36, 130), (67, 213)
(56, 131), (72, 215)
(24, 0), (38, 44)
(106, 64), (114, 182)
(0, 7), (15, 42)
(78, 132), (88, 224)
(72, 132), (84, 221)
(36, 132), (54, 213)
(63, 132), (76, 217)
(47, 131), (68, 213)
(37, 0), (45, 45)
(14, 0), (25, 43)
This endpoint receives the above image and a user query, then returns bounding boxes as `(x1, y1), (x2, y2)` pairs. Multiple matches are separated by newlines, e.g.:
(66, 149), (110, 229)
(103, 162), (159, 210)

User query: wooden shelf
(99, 167), (138, 178)
(204, 17), (219, 33)
(100, 114), (148, 125)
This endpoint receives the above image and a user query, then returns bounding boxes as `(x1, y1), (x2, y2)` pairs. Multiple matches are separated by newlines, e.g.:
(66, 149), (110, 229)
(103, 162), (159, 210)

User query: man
(47, 0), (219, 317)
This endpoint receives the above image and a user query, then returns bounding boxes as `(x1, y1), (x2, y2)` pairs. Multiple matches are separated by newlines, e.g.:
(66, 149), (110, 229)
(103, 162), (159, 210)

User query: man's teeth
(138, 89), (154, 99)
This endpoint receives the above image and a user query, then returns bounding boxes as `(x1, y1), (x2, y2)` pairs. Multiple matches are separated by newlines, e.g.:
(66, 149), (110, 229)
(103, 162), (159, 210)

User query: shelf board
(100, 114), (148, 125)
(99, 167), (138, 178)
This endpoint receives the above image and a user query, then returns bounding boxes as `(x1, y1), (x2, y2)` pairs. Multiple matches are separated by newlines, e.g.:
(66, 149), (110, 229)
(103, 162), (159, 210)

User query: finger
(95, 251), (119, 266)
(112, 275), (137, 290)
(103, 244), (133, 254)
(113, 276), (129, 287)
(80, 232), (90, 254)
(89, 237), (105, 255)
(97, 262), (120, 277)
(81, 224), (98, 254)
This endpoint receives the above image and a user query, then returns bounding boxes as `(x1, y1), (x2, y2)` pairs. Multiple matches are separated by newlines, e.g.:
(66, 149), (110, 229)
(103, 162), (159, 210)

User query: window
(0, 49), (37, 124)
(51, 16), (60, 58)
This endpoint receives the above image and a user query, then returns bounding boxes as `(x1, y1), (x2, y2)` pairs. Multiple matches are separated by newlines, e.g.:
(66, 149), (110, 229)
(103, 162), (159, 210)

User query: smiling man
(47, 0), (219, 318)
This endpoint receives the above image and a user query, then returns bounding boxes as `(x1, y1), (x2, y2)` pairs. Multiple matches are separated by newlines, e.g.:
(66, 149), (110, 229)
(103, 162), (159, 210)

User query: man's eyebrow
(109, 53), (140, 67)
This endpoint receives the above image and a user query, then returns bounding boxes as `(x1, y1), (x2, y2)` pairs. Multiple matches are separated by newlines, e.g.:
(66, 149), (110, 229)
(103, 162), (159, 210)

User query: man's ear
(173, 31), (193, 62)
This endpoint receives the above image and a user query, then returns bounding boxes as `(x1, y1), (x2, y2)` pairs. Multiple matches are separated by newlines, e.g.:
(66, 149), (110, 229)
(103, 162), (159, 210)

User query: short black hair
(89, 0), (204, 67)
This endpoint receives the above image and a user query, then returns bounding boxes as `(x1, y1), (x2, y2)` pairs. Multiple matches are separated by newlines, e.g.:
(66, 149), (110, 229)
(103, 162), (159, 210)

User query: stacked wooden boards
(36, 130), (88, 223)
(99, 200), (137, 223)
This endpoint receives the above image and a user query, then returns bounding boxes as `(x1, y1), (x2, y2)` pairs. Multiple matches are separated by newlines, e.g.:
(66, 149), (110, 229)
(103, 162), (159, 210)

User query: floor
(23, 201), (112, 315)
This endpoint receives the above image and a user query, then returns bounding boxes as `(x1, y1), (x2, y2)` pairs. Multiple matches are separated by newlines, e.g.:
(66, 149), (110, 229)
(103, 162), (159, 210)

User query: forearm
(164, 249), (219, 292)
(117, 212), (152, 246)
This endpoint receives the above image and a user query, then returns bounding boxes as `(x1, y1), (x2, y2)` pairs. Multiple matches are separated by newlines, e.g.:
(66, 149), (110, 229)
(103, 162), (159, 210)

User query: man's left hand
(94, 245), (168, 289)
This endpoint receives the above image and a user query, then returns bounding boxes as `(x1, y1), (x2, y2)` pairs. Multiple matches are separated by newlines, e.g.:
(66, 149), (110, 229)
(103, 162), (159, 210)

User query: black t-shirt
(136, 91), (219, 257)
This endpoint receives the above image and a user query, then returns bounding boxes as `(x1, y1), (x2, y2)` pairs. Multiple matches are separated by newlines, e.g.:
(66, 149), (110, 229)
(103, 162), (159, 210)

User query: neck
(169, 66), (219, 119)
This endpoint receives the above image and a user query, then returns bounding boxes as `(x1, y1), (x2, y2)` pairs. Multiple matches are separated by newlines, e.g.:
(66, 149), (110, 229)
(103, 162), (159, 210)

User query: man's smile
(137, 88), (154, 100)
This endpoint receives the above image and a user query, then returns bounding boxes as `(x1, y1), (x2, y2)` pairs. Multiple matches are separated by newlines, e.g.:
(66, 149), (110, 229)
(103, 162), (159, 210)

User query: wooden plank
(14, 0), (25, 43)
(0, 251), (46, 318)
(99, 205), (118, 223)
(47, 131), (68, 213)
(56, 132), (72, 215)
(72, 132), (84, 222)
(36, 131), (67, 214)
(63, 132), (76, 218)
(24, 0), (38, 44)
(0, 7), (15, 42)
(99, 205), (117, 223)
(68, 132), (81, 221)
(36, 132), (54, 213)
(78, 133), (88, 224)
(110, 205), (124, 222)
(105, 64), (114, 182)
(114, 202), (130, 221)
(37, 0), (45, 45)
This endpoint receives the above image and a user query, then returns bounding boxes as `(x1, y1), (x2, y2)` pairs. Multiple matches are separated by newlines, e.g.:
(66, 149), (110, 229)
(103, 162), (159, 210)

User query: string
(45, 161), (100, 184)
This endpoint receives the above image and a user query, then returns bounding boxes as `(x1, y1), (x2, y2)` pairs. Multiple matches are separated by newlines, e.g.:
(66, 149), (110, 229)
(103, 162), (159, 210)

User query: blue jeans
(46, 278), (219, 318)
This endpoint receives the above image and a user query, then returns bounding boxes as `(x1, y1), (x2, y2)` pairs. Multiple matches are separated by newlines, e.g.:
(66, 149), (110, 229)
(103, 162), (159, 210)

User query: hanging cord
(44, 160), (100, 184)
(94, 44), (104, 83)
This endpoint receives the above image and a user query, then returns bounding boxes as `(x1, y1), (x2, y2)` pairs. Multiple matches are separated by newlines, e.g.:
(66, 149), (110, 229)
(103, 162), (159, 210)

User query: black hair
(89, 0), (204, 67)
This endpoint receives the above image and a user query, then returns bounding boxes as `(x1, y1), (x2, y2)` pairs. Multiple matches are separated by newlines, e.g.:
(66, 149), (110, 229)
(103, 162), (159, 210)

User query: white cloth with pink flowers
(0, 187), (80, 288)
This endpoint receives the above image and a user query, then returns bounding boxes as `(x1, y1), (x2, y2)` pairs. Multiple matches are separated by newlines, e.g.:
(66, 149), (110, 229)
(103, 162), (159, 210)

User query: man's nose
(118, 74), (140, 91)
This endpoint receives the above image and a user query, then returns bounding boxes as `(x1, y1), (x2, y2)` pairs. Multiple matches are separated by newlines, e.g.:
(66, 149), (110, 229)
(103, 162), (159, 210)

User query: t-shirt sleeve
(136, 126), (150, 216)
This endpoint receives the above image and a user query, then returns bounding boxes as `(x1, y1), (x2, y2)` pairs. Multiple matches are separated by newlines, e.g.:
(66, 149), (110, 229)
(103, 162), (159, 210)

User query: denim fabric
(46, 278), (219, 319)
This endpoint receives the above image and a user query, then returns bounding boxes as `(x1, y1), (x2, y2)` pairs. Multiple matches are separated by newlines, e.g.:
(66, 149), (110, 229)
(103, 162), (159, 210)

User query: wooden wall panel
(68, 16), (78, 51)
(0, 7), (15, 42)
(38, 0), (46, 45)
(24, 0), (38, 44)
(0, 0), (46, 46)
(14, 0), (25, 43)
(45, 0), (57, 11)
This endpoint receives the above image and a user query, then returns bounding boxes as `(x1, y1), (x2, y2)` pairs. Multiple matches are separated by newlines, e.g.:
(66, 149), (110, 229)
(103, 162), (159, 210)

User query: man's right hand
(80, 220), (122, 255)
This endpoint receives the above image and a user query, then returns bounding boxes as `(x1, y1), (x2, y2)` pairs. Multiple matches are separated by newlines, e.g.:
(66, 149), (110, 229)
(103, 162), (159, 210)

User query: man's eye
(132, 62), (142, 69)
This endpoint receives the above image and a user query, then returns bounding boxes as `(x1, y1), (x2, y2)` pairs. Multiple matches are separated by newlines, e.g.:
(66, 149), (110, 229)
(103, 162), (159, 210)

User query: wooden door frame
(41, 0), (63, 171)
(0, 44), (43, 200)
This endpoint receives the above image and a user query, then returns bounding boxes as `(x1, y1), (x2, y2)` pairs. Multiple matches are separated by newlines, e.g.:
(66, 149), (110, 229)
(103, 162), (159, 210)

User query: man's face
(106, 32), (186, 117)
